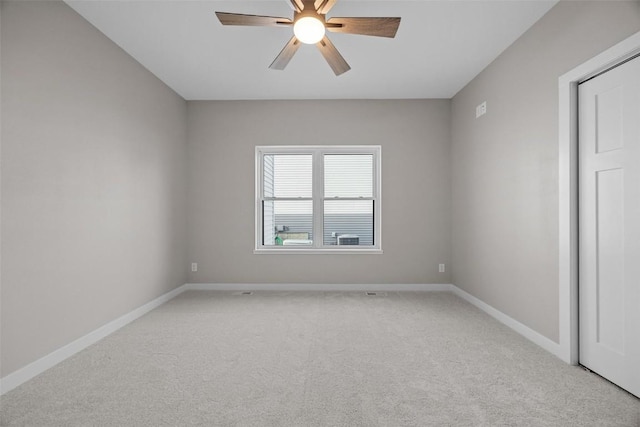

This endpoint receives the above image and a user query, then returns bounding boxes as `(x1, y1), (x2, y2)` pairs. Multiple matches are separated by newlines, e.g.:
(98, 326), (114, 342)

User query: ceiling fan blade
(215, 12), (292, 27)
(314, 0), (337, 14)
(288, 0), (304, 12)
(269, 36), (302, 70)
(326, 17), (401, 38)
(316, 36), (350, 76)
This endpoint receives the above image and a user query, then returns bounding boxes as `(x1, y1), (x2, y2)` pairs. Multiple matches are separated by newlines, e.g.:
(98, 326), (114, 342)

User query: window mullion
(313, 149), (324, 249)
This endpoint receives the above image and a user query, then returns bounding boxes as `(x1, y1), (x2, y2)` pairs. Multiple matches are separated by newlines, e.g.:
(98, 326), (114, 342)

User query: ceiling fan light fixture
(293, 16), (325, 44)
(216, 1), (401, 75)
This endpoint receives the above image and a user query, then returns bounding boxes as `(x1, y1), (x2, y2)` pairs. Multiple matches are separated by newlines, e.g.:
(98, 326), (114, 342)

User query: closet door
(578, 55), (640, 398)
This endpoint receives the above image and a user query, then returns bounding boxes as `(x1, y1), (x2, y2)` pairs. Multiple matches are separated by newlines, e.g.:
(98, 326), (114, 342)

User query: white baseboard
(449, 286), (563, 359)
(1, 282), (564, 396)
(0, 284), (188, 395)
(184, 283), (453, 292)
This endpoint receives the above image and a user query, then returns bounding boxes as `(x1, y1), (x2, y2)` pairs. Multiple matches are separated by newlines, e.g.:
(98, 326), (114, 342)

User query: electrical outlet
(191, 262), (198, 272)
(439, 264), (445, 273)
(476, 101), (487, 118)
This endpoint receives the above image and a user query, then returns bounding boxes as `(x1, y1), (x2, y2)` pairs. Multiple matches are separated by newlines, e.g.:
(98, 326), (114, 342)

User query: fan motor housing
(294, 9), (326, 25)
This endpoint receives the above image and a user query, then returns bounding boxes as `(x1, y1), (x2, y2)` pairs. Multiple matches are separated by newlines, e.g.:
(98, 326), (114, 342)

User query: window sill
(253, 248), (383, 255)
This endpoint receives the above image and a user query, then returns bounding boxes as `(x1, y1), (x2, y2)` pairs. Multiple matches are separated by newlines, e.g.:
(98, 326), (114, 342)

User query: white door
(579, 55), (640, 398)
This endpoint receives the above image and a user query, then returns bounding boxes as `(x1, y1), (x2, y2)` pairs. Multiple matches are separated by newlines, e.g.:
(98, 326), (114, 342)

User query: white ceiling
(66, 0), (557, 100)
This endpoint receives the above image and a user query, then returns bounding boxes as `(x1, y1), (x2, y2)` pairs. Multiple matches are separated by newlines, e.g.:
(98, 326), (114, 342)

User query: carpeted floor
(1, 290), (639, 426)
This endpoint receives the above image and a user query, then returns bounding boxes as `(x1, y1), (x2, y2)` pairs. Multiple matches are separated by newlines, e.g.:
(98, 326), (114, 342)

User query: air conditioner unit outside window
(337, 234), (359, 245)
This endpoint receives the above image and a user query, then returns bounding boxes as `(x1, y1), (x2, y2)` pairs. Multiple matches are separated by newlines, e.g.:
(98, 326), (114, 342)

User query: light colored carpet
(1, 291), (639, 426)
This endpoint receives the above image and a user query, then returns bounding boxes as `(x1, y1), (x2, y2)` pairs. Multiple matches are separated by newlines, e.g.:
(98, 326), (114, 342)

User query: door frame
(558, 30), (640, 365)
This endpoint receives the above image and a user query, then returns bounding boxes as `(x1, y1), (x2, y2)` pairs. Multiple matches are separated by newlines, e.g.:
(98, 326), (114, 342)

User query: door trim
(558, 30), (640, 365)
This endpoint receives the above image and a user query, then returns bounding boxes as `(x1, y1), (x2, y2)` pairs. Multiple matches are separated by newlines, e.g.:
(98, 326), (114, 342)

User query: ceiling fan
(215, 0), (401, 76)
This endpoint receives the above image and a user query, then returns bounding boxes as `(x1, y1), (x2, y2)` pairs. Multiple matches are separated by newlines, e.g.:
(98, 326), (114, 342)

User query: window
(255, 146), (381, 253)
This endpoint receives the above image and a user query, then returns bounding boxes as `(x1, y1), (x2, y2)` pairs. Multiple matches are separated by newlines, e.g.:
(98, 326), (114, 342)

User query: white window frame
(255, 145), (382, 254)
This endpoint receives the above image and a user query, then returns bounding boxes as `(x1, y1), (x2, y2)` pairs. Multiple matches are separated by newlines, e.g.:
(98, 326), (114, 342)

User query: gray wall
(451, 1), (640, 342)
(187, 100), (451, 285)
(0, 0), (3, 383)
(5, 0), (637, 381)
(1, 1), (188, 376)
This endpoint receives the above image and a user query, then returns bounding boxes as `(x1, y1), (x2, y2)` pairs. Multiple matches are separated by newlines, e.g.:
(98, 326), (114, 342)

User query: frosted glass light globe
(294, 17), (325, 44)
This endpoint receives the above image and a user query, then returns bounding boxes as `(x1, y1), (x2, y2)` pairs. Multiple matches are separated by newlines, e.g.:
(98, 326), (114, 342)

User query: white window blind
(324, 154), (373, 198)
(323, 154), (374, 246)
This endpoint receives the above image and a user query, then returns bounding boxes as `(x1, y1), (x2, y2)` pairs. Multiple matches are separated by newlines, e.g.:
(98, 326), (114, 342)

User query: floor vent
(365, 292), (387, 297)
(232, 291), (254, 296)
